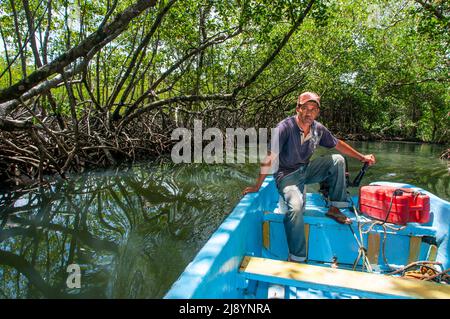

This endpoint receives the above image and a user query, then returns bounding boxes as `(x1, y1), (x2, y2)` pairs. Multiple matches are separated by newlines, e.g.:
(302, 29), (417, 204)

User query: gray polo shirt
(273, 116), (338, 183)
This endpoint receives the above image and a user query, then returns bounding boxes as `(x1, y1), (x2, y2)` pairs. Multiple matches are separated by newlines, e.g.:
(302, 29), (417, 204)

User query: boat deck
(261, 192), (438, 267)
(252, 191), (444, 299)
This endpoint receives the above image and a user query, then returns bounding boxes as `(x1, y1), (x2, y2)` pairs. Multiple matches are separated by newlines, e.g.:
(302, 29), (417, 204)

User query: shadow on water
(0, 141), (448, 298)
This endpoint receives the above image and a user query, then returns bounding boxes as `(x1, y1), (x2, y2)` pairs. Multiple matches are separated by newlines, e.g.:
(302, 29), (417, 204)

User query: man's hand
(361, 154), (376, 166)
(242, 185), (260, 195)
(335, 140), (376, 167)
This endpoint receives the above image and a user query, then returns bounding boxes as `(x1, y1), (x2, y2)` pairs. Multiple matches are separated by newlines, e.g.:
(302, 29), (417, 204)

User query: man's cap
(298, 92), (321, 108)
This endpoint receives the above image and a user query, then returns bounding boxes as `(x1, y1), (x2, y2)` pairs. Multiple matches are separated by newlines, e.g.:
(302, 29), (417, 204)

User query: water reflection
(0, 141), (448, 298)
(0, 162), (255, 298)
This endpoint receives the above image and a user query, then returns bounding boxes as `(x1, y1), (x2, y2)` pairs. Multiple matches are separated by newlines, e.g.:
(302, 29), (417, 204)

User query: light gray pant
(277, 154), (348, 261)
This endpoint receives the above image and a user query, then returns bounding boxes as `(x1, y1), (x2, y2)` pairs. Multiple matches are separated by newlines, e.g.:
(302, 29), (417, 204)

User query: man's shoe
(325, 206), (352, 224)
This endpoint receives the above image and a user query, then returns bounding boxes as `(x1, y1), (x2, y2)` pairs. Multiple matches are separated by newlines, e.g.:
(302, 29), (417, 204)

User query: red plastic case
(359, 185), (430, 225)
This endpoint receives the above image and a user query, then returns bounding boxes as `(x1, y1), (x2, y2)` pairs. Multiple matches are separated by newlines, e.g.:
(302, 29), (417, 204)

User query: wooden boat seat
(239, 256), (450, 299)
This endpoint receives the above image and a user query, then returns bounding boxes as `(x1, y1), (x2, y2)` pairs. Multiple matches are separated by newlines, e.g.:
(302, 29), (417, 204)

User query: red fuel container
(359, 185), (430, 225)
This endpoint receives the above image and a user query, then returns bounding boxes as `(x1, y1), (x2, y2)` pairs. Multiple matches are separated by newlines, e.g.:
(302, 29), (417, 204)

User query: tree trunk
(10, 0), (27, 78)
(0, 0), (158, 104)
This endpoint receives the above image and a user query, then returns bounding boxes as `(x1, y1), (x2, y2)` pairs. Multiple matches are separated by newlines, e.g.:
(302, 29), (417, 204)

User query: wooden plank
(239, 256), (450, 299)
(263, 221), (270, 249)
(262, 211), (270, 249)
(408, 236), (422, 264)
(239, 256), (251, 272)
(427, 245), (438, 262)
(304, 223), (310, 259)
(367, 232), (380, 265)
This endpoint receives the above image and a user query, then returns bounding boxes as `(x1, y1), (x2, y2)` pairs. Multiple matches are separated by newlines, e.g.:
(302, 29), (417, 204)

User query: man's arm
(242, 152), (276, 195)
(335, 139), (376, 165)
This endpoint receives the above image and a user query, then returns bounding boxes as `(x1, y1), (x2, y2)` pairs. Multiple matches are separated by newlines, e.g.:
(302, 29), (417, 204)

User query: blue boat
(164, 177), (450, 299)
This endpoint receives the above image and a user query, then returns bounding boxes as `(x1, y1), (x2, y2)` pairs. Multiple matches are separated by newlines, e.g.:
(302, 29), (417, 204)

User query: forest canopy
(0, 0), (449, 187)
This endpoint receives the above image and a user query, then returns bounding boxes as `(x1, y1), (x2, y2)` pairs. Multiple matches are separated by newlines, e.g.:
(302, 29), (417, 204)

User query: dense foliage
(0, 0), (449, 187)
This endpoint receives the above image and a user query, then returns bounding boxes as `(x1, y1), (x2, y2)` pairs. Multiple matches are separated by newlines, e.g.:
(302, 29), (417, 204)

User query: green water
(0, 141), (448, 298)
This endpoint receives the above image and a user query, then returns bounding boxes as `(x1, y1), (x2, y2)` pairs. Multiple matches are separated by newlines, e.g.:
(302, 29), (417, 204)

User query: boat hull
(164, 177), (450, 299)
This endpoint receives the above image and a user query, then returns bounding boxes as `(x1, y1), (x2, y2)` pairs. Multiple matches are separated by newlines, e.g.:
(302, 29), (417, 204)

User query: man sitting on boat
(243, 91), (376, 263)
